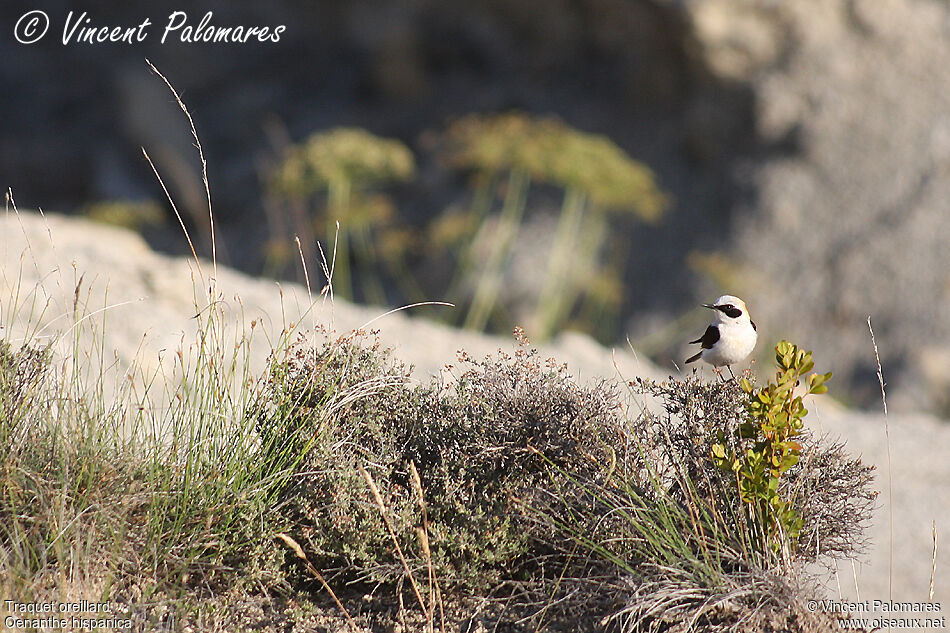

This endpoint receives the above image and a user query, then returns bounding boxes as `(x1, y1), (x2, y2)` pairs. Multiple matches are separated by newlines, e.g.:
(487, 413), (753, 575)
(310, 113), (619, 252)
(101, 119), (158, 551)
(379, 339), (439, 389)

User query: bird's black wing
(689, 325), (720, 349)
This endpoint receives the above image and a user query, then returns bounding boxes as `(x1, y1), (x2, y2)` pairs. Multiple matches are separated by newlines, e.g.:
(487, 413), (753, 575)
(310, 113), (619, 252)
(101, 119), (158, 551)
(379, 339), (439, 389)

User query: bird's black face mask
(718, 305), (743, 319)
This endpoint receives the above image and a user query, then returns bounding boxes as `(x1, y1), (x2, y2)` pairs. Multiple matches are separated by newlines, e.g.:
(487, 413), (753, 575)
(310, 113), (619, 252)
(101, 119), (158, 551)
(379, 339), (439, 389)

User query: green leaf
(780, 454), (800, 472)
(739, 423), (759, 438)
(775, 378), (793, 393)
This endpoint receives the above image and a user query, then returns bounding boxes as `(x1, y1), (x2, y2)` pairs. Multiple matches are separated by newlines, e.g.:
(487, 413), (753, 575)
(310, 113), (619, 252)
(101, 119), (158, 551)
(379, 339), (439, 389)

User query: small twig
(851, 558), (861, 601)
(355, 301), (455, 333)
(930, 521), (937, 602)
(295, 236), (313, 305)
(330, 221), (340, 295)
(317, 239), (334, 303)
(146, 59), (218, 279)
(867, 316), (893, 599)
(142, 147), (203, 283)
(359, 464), (429, 619)
(274, 533), (357, 630)
(316, 237), (336, 333)
(409, 461), (444, 633)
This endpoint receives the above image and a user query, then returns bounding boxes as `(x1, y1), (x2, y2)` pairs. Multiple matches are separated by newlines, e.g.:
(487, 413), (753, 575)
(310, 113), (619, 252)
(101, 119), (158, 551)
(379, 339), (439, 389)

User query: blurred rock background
(3, 0), (949, 414)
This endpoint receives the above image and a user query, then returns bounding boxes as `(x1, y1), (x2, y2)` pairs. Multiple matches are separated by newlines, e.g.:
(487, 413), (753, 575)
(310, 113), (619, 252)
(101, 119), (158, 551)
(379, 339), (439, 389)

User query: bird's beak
(702, 303), (717, 310)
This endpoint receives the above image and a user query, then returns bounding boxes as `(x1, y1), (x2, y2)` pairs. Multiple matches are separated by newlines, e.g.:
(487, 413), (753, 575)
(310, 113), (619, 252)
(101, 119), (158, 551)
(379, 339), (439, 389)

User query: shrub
(578, 350), (876, 631)
(260, 332), (875, 632)
(628, 371), (875, 566)
(258, 328), (625, 593)
(495, 342), (874, 632)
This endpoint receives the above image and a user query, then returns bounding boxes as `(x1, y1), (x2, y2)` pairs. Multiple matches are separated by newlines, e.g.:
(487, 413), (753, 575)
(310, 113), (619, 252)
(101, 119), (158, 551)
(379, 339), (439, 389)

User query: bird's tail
(685, 351), (703, 364)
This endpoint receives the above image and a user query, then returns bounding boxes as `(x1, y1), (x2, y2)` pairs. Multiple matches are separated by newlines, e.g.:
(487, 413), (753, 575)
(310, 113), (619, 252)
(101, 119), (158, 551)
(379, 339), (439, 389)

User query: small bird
(686, 295), (757, 377)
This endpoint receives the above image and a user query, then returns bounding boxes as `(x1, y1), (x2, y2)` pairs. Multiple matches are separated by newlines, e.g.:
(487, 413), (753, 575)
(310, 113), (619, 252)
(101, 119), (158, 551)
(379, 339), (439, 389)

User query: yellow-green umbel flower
(268, 127), (416, 302)
(439, 112), (667, 339)
(523, 117), (665, 222)
(271, 128), (415, 197)
(523, 117), (666, 338)
(442, 113), (536, 175)
(444, 114), (665, 222)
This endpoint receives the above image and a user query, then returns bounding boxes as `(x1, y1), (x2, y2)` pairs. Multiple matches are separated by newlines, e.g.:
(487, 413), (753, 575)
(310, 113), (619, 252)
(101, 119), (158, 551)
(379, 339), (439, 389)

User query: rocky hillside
(2, 210), (947, 609)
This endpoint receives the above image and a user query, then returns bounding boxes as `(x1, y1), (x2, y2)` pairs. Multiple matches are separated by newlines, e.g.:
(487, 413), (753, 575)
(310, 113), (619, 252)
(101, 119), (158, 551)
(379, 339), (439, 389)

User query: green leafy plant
(712, 340), (832, 553)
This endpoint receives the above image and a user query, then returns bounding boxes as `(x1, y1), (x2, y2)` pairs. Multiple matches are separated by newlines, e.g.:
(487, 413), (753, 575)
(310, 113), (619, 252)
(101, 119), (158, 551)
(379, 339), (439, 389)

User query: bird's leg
(727, 365), (736, 381)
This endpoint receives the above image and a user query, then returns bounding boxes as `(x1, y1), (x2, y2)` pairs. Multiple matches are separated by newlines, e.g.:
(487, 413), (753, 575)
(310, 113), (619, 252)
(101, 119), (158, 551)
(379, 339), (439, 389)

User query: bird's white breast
(704, 321), (757, 366)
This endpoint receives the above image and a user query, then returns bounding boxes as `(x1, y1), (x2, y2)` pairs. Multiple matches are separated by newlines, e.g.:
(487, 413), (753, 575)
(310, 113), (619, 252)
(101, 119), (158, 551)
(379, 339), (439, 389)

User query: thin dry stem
(409, 461), (444, 633)
(317, 239), (333, 301)
(295, 236), (313, 303)
(931, 521), (937, 602)
(146, 59), (218, 279)
(867, 316), (893, 599)
(317, 232), (336, 330)
(142, 147), (203, 283)
(275, 533), (358, 630)
(5, 189), (49, 281)
(358, 464), (429, 621)
(295, 235), (320, 338)
(330, 221), (340, 295)
(356, 301), (455, 333)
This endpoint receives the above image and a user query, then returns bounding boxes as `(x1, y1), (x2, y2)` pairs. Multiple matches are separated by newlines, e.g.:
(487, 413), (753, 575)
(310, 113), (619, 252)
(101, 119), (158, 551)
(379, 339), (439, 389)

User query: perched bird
(686, 295), (757, 376)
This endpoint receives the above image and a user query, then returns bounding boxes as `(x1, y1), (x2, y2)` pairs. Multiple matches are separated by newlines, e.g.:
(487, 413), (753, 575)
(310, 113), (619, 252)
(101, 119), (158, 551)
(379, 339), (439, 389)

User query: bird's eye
(722, 306), (743, 318)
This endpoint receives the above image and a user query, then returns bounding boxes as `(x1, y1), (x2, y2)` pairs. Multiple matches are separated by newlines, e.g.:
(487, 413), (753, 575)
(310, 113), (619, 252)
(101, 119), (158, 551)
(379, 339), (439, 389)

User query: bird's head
(703, 295), (751, 323)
